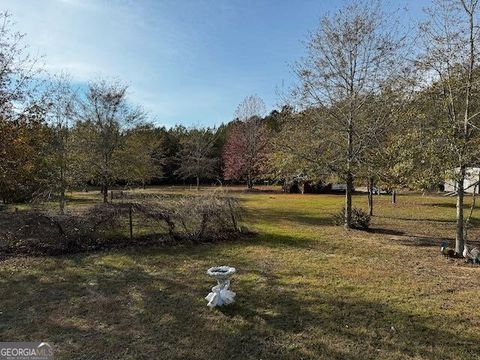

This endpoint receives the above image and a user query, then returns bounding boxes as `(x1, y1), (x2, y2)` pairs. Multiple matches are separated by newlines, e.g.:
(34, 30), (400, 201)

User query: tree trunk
(129, 205), (133, 241)
(227, 198), (238, 232)
(59, 190), (65, 215)
(247, 175), (253, 189)
(59, 164), (65, 214)
(392, 190), (396, 204)
(345, 104), (354, 228)
(454, 4), (475, 255)
(196, 176), (200, 191)
(455, 166), (466, 255)
(345, 171), (353, 228)
(367, 177), (374, 216)
(102, 183), (108, 203)
(344, 79), (355, 229)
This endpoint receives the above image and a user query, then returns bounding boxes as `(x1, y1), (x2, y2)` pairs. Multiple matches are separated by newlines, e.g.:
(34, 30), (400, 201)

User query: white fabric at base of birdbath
(205, 266), (236, 308)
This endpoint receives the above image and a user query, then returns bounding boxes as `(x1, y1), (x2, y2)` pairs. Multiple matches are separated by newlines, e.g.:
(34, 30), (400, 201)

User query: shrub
(332, 207), (370, 230)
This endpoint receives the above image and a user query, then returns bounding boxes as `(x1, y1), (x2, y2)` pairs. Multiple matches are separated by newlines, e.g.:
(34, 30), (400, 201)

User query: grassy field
(1, 187), (480, 359)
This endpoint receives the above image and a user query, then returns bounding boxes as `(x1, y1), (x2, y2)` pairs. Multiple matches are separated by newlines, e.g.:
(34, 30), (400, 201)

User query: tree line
(0, 71), (275, 205)
(1, 0), (480, 255)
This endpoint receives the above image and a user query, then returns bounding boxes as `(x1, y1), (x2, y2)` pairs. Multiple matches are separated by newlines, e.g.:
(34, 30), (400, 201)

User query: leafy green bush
(332, 207), (370, 230)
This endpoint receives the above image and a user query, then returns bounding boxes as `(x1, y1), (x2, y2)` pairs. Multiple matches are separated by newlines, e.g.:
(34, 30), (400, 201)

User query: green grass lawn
(1, 188), (480, 359)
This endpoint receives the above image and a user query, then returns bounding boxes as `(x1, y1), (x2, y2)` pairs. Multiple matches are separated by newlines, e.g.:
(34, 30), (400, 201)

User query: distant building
(331, 183), (347, 192)
(282, 179), (351, 194)
(444, 167), (480, 194)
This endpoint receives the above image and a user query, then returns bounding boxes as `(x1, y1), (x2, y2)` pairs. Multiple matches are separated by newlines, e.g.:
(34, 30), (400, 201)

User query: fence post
(227, 198), (238, 232)
(129, 205), (133, 241)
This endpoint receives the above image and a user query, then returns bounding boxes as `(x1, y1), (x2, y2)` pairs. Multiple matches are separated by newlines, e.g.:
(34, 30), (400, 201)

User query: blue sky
(4, 0), (428, 127)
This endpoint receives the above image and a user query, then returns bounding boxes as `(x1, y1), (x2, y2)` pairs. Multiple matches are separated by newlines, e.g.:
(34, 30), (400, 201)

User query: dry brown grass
(0, 188), (479, 359)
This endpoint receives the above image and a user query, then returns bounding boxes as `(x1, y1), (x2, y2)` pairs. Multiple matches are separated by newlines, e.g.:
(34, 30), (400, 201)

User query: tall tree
(120, 124), (165, 188)
(292, 0), (405, 228)
(156, 125), (187, 184)
(76, 79), (145, 202)
(174, 127), (218, 190)
(0, 11), (43, 203)
(45, 73), (77, 213)
(223, 95), (269, 189)
(417, 0), (480, 254)
(0, 101), (54, 203)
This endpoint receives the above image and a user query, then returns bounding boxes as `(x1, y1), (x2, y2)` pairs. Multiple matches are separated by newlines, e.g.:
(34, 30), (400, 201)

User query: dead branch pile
(0, 191), (244, 257)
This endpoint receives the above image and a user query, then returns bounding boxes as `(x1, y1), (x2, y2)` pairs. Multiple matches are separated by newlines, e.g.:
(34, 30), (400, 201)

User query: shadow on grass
(244, 207), (334, 227)
(391, 235), (451, 248)
(367, 228), (405, 236)
(376, 215), (456, 224)
(389, 236), (480, 249)
(1, 255), (478, 359)
(368, 225), (453, 248)
(251, 232), (320, 250)
(422, 202), (472, 209)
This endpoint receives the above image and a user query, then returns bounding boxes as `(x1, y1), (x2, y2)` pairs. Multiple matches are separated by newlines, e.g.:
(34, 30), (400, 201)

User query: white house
(444, 167), (480, 194)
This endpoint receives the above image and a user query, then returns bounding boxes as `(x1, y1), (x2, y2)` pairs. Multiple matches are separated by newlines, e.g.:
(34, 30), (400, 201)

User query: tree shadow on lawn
(221, 286), (479, 359)
(244, 207), (334, 227)
(1, 258), (309, 359)
(372, 216), (480, 249)
(1, 252), (479, 359)
(245, 208), (453, 252)
(251, 232), (322, 250)
(375, 215), (456, 224)
(365, 224), (451, 247)
(389, 235), (453, 248)
(369, 222), (455, 249)
(367, 228), (405, 236)
(421, 202), (475, 209)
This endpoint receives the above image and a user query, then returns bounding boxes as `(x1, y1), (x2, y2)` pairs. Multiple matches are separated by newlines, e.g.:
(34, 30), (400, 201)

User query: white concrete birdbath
(205, 266), (236, 308)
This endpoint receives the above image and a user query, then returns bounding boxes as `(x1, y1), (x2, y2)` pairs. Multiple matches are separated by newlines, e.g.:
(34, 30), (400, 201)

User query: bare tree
(292, 0), (405, 228)
(417, 0), (480, 254)
(234, 95), (266, 123)
(174, 127), (218, 190)
(76, 79), (145, 203)
(0, 11), (42, 116)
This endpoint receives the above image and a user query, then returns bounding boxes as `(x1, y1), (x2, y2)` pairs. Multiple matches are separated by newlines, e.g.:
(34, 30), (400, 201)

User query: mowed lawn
(1, 188), (480, 359)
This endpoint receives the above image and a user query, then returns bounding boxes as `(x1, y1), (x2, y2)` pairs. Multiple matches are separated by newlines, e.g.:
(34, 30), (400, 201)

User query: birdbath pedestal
(205, 266), (236, 308)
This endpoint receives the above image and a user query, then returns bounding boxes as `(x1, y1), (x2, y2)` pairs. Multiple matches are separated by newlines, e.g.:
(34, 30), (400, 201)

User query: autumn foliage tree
(0, 11), (44, 203)
(0, 104), (53, 203)
(223, 95), (269, 189)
